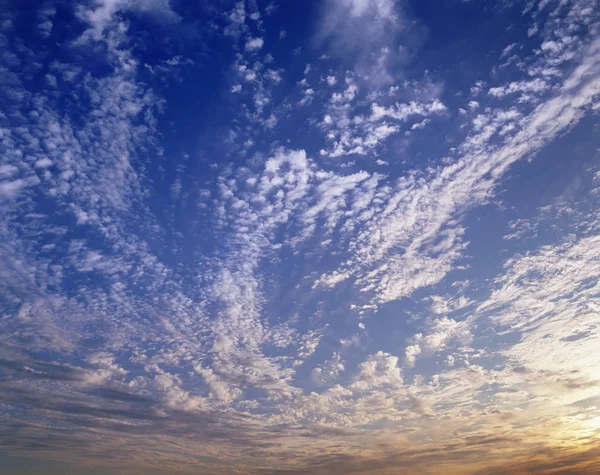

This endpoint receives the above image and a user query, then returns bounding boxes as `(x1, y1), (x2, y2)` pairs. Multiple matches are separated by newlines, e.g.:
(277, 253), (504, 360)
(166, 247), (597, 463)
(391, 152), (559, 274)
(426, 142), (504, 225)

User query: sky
(0, 0), (600, 473)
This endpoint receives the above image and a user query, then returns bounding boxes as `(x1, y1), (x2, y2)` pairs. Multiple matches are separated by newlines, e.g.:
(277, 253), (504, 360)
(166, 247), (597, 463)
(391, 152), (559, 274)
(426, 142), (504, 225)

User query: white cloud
(34, 157), (53, 168)
(0, 179), (26, 197)
(313, 270), (351, 288)
(501, 42), (519, 58)
(312, 353), (345, 385)
(404, 343), (422, 368)
(0, 164), (18, 178)
(479, 233), (600, 391)
(37, 4), (56, 38)
(404, 317), (472, 368)
(488, 78), (549, 98)
(351, 351), (403, 391)
(76, 0), (180, 42)
(316, 0), (410, 85)
(1, 2), (600, 473)
(312, 35), (600, 305)
(245, 36), (264, 51)
(266, 68), (282, 83)
(319, 97), (447, 157)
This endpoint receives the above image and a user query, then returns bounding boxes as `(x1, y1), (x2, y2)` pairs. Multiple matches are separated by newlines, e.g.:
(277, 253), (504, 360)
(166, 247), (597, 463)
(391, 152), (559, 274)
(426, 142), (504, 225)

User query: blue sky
(1, 0), (600, 473)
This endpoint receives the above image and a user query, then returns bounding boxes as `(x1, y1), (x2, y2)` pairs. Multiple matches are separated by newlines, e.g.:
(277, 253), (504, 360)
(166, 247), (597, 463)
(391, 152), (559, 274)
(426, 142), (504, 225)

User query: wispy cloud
(316, 0), (417, 86)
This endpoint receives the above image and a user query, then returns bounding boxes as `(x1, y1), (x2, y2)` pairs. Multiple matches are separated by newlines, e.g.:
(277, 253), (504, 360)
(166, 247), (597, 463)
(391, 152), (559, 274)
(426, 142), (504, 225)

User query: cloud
(1, 1), (600, 473)
(312, 352), (345, 386)
(488, 78), (549, 99)
(224, 1), (246, 38)
(311, 32), (600, 306)
(245, 36), (264, 51)
(37, 3), (56, 38)
(478, 231), (600, 402)
(351, 351), (403, 391)
(316, 0), (417, 85)
(0, 179), (26, 197)
(404, 317), (473, 368)
(318, 93), (447, 157)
